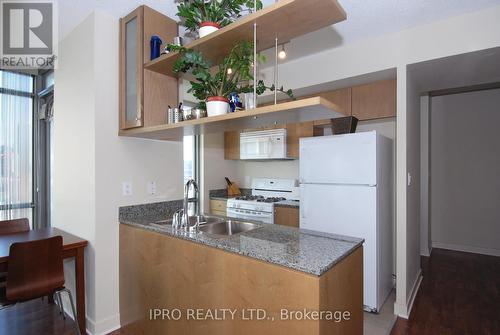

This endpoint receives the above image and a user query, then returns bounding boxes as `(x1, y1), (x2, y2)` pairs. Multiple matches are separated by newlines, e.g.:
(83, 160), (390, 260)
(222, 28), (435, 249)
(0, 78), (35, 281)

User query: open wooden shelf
(119, 96), (345, 141)
(145, 0), (346, 76)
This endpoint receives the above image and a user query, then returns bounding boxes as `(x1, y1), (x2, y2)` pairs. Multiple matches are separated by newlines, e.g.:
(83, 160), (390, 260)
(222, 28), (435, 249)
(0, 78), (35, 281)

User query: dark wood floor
(0, 298), (123, 335)
(391, 248), (500, 335)
(0, 298), (79, 335)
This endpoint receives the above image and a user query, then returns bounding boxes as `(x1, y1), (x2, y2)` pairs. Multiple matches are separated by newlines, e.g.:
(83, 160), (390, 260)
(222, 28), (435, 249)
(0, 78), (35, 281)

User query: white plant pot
(206, 97), (229, 117)
(199, 22), (220, 38)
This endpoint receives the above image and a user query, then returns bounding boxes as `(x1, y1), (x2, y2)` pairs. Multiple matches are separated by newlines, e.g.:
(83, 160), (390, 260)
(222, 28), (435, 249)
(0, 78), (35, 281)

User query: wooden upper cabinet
(286, 121), (323, 158)
(351, 79), (396, 120)
(120, 7), (143, 130)
(119, 6), (178, 131)
(224, 131), (240, 160)
(318, 87), (352, 116)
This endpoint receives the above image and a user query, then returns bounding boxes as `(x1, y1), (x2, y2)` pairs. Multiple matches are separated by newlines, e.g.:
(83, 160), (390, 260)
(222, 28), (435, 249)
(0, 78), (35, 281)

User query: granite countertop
(119, 202), (362, 277)
(208, 188), (251, 201)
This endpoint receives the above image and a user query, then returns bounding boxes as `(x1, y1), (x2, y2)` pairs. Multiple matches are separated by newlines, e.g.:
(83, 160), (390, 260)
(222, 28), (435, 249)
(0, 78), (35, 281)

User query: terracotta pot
(206, 96), (229, 117)
(199, 22), (221, 38)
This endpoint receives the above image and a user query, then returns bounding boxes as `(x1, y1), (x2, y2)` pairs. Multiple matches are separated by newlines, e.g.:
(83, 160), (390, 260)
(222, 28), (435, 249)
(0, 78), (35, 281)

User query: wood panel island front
(119, 204), (363, 335)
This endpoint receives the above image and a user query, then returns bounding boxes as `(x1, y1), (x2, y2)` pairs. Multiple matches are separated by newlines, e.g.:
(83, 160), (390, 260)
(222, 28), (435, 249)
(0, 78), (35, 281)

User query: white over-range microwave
(239, 128), (290, 160)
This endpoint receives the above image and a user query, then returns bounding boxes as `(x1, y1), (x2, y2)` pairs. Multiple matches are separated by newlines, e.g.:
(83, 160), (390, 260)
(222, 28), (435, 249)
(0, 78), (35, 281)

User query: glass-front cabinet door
(120, 7), (143, 129)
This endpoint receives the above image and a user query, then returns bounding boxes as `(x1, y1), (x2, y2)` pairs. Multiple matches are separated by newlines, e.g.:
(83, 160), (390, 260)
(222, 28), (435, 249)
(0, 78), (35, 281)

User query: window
(183, 135), (195, 184)
(0, 71), (35, 224)
(37, 70), (54, 228)
(183, 135), (200, 215)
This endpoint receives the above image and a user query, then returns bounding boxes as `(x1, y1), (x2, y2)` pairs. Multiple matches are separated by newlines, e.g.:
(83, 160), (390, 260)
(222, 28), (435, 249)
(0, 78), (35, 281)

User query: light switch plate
(122, 182), (132, 196)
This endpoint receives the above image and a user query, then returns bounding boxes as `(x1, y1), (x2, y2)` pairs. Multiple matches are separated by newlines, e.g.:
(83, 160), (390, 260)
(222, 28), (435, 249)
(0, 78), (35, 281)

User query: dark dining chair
(0, 218), (30, 287)
(0, 236), (81, 335)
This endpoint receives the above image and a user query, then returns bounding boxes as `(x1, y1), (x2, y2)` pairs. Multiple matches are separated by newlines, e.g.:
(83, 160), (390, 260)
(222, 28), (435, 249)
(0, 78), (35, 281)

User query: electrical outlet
(147, 181), (157, 195)
(122, 182), (132, 196)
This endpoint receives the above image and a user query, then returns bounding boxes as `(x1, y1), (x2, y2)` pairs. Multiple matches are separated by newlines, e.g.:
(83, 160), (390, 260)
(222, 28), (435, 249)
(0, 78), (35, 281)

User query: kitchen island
(119, 204), (363, 335)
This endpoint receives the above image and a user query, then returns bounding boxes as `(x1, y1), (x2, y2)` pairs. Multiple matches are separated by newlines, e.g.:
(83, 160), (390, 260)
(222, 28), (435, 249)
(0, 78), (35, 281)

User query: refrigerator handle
(300, 185), (306, 220)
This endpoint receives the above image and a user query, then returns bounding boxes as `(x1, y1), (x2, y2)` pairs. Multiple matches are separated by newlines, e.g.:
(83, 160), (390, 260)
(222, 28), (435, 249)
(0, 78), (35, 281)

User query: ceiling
(59, 0), (500, 62)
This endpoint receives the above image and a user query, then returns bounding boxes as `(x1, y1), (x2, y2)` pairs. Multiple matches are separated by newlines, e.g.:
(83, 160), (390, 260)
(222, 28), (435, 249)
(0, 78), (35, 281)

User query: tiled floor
(364, 290), (397, 335)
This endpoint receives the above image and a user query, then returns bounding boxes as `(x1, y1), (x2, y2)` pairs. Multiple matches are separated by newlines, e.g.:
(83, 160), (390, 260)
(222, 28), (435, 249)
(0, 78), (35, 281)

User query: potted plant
(176, 0), (263, 38)
(170, 41), (295, 117)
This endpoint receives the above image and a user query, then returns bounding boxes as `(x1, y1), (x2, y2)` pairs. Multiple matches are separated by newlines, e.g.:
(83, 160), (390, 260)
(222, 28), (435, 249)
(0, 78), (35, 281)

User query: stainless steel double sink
(151, 215), (260, 237)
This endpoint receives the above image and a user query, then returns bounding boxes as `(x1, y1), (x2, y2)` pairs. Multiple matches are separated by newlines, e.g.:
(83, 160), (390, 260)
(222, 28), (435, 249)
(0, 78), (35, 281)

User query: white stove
(226, 178), (299, 224)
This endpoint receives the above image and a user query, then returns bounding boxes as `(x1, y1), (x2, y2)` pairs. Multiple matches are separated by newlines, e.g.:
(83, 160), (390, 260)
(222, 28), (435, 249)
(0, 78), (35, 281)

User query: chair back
(6, 236), (65, 302)
(0, 218), (30, 235)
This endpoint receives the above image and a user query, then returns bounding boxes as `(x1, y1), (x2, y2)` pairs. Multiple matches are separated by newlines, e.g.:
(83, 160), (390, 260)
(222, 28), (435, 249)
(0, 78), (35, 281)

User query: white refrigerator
(299, 131), (393, 312)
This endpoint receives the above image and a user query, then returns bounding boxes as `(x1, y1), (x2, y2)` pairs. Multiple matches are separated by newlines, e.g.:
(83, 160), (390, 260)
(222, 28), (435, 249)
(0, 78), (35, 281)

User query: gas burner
(235, 195), (264, 201)
(257, 197), (287, 203)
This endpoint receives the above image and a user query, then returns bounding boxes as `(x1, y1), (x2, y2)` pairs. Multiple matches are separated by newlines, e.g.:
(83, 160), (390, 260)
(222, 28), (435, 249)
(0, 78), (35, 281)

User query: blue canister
(150, 36), (162, 60)
(229, 92), (242, 112)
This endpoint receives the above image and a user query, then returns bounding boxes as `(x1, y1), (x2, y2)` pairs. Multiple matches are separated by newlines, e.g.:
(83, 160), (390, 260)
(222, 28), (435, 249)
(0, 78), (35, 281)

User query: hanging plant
(176, 0), (263, 38)
(169, 41), (295, 116)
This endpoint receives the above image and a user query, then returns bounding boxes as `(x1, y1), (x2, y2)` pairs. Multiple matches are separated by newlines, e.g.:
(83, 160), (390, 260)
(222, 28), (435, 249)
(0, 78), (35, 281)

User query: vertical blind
(0, 71), (34, 224)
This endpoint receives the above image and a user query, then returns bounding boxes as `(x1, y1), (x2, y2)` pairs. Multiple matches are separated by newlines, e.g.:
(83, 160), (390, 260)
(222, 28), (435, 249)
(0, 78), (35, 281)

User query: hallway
(391, 248), (500, 334)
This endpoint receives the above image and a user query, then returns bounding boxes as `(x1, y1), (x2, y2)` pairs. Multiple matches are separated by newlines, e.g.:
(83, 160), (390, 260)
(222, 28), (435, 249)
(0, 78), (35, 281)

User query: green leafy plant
(170, 41), (295, 109)
(176, 0), (263, 33)
(249, 80), (295, 101)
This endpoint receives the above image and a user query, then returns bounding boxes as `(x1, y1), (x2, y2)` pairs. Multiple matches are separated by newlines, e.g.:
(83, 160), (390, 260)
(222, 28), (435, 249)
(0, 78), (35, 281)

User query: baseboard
(432, 242), (500, 257)
(406, 270), (422, 317)
(85, 313), (121, 335)
(393, 270), (422, 319)
(393, 301), (407, 319)
(420, 246), (431, 257)
(58, 304), (119, 335)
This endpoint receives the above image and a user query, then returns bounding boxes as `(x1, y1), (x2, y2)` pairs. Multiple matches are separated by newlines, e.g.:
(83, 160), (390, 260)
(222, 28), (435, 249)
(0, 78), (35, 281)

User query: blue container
(150, 36), (162, 60)
(229, 92), (242, 112)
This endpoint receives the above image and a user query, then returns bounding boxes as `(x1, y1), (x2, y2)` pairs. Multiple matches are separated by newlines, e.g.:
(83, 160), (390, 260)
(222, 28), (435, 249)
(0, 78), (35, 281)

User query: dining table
(0, 227), (88, 334)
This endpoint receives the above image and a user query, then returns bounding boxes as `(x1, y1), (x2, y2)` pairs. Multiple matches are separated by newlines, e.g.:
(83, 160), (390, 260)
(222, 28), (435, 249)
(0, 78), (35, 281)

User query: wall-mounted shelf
(145, 0), (346, 76)
(118, 97), (345, 141)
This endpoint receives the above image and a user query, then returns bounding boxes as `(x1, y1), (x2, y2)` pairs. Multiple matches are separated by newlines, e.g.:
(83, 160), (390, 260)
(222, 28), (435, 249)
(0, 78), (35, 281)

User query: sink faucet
(172, 179), (199, 231)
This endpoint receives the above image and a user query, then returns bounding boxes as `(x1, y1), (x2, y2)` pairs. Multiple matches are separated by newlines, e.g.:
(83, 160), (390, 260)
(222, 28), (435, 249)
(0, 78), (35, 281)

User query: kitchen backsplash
(209, 188), (252, 198)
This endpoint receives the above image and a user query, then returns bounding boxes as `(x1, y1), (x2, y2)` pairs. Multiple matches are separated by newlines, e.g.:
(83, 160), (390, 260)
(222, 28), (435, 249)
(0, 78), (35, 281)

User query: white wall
(402, 68), (423, 316)
(53, 12), (98, 327)
(420, 96), (431, 256)
(233, 160), (299, 188)
(53, 11), (183, 335)
(257, 5), (500, 318)
(430, 89), (500, 256)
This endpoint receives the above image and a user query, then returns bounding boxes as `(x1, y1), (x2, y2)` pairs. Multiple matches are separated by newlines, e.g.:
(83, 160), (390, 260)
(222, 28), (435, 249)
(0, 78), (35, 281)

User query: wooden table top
(0, 227), (88, 263)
